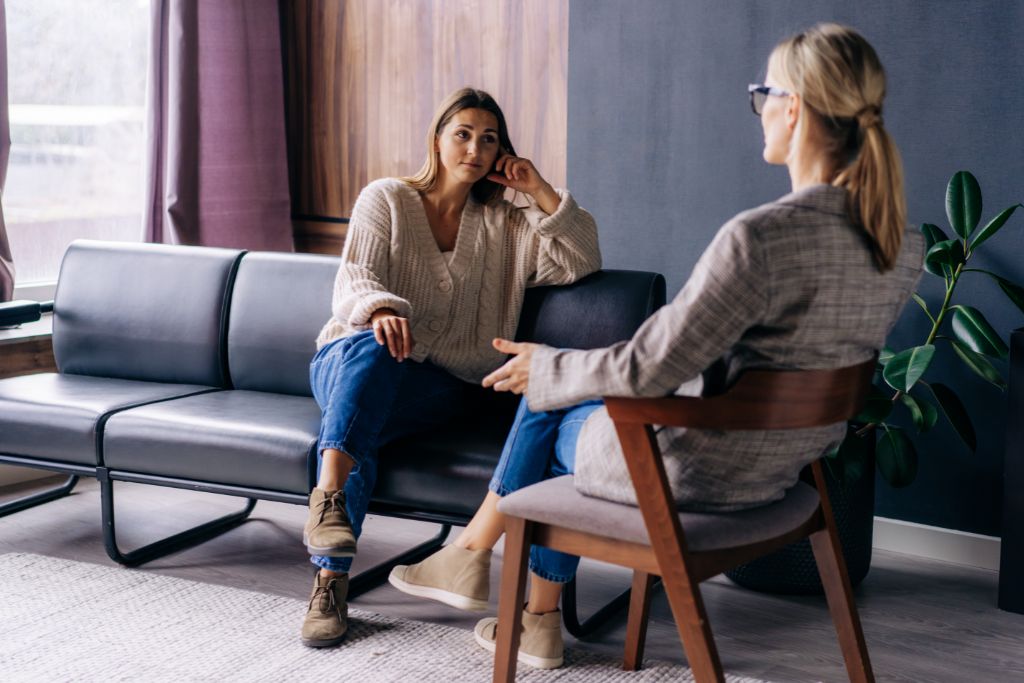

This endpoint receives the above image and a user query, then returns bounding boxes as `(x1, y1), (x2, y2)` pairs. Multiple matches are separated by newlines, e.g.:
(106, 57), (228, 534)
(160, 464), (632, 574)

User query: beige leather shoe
(388, 544), (491, 611)
(473, 608), (564, 670)
(300, 571), (349, 648)
(304, 488), (357, 557)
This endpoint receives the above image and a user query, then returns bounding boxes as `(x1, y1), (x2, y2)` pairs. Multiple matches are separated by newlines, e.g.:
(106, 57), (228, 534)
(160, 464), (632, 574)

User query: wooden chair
(492, 359), (876, 682)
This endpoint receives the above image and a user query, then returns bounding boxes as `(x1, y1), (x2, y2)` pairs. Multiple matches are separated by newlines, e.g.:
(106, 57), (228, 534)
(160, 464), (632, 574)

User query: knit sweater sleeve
(330, 183), (413, 328)
(511, 189), (602, 286)
(525, 216), (768, 411)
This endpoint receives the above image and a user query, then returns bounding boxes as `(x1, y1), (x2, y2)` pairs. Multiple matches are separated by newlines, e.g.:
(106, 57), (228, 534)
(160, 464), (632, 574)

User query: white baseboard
(873, 516), (1001, 571)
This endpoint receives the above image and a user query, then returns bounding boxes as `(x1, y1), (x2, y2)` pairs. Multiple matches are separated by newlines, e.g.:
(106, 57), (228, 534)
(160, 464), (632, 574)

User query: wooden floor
(2, 476), (1023, 682)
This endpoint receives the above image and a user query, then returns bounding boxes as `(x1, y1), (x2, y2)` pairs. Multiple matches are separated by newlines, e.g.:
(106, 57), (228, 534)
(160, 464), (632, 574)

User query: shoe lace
(316, 492), (345, 524)
(310, 578), (340, 615)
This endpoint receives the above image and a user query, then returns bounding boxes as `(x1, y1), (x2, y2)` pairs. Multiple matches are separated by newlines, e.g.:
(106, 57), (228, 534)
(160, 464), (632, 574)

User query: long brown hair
(769, 23), (905, 271)
(402, 87), (517, 204)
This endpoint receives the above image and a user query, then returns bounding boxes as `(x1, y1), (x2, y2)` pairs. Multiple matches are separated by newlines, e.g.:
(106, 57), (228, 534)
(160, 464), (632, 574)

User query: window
(5, 0), (149, 287)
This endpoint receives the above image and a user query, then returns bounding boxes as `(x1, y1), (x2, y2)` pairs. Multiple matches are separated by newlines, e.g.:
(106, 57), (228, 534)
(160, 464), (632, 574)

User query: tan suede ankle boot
(388, 544), (491, 611)
(304, 488), (357, 557)
(473, 608), (564, 669)
(300, 571), (348, 648)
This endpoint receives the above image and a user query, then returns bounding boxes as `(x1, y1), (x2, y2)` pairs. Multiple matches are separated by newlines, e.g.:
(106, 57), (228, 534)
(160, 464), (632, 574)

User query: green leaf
(911, 293), (934, 322)
(950, 340), (1007, 389)
(969, 203), (1022, 252)
(920, 222), (949, 251)
(995, 276), (1024, 318)
(882, 345), (936, 393)
(855, 383), (894, 423)
(877, 426), (918, 488)
(951, 305), (1008, 358)
(925, 382), (977, 452)
(946, 171), (982, 240)
(878, 347), (896, 366)
(925, 239), (965, 274)
(899, 393), (938, 433)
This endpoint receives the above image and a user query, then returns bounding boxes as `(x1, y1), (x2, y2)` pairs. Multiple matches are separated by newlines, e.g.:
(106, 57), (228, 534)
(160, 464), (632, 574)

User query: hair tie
(856, 105), (882, 129)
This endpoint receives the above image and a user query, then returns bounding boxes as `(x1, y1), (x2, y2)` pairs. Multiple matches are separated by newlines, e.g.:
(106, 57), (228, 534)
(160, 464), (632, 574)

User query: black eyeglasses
(748, 84), (790, 116)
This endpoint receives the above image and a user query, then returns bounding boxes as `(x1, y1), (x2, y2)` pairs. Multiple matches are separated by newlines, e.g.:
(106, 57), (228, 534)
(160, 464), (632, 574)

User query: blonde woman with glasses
(391, 24), (924, 671)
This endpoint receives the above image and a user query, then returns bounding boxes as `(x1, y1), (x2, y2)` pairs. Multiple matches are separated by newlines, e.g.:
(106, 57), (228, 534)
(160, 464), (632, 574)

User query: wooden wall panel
(283, 0), (569, 253)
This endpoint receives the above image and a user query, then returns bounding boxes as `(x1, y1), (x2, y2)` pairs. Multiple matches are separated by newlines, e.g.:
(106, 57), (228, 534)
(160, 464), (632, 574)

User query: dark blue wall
(567, 0), (1024, 535)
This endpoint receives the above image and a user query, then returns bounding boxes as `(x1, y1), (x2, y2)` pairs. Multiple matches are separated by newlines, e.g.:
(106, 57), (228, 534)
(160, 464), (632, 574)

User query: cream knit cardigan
(316, 178), (602, 383)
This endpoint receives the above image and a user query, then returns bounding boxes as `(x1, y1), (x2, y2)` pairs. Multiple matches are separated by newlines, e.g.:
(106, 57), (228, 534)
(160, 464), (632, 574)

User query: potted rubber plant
(728, 171), (1023, 593)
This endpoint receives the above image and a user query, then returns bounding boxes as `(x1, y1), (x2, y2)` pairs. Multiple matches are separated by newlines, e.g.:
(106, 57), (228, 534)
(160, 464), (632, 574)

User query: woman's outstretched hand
(371, 308), (414, 362)
(482, 338), (540, 395)
(487, 154), (560, 215)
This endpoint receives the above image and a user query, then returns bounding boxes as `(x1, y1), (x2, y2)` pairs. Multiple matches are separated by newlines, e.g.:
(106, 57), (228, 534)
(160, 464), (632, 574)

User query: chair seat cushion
(496, 475), (821, 553)
(102, 390), (321, 495)
(0, 373), (213, 466)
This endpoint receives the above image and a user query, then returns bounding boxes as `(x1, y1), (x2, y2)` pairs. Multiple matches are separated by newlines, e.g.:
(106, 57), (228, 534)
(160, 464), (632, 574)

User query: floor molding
(873, 516), (1001, 571)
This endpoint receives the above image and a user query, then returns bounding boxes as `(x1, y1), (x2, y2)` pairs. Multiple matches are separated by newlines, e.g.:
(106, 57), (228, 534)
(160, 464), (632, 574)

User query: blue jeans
(309, 330), (472, 573)
(489, 396), (602, 583)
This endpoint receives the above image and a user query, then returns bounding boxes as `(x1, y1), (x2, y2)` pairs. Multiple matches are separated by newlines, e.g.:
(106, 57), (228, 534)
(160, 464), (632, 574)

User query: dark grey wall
(567, 0), (1024, 536)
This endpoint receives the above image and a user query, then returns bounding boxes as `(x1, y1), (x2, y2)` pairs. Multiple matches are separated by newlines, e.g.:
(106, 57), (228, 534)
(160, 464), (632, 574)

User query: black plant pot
(724, 437), (875, 595)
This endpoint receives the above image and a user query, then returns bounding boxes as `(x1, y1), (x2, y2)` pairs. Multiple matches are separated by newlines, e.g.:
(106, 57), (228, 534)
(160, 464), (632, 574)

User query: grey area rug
(0, 553), (767, 682)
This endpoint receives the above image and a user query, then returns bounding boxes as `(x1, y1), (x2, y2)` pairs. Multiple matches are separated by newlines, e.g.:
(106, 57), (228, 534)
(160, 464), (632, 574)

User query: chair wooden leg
(661, 575), (724, 683)
(493, 516), (532, 683)
(810, 527), (874, 683)
(623, 570), (656, 671)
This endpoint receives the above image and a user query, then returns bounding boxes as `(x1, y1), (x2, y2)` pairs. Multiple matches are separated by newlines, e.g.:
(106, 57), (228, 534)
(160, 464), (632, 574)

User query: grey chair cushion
(0, 374), (212, 466)
(52, 240), (243, 386)
(227, 252), (339, 396)
(102, 390), (320, 494)
(496, 475), (821, 553)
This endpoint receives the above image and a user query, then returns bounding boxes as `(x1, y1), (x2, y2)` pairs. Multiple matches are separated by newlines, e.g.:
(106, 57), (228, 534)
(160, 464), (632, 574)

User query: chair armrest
(0, 300), (55, 327)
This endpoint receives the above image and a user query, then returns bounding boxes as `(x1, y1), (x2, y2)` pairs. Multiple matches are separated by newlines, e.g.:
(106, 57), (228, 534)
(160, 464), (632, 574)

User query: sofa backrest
(516, 269), (666, 349)
(226, 252), (338, 396)
(52, 240), (243, 386)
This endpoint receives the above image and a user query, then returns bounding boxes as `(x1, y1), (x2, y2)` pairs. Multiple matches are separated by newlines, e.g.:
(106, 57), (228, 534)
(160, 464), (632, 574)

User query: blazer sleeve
(329, 184), (413, 329)
(525, 216), (768, 411)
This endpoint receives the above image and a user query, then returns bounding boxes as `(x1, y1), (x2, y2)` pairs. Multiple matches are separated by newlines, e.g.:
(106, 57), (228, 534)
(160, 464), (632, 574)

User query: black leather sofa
(0, 240), (665, 633)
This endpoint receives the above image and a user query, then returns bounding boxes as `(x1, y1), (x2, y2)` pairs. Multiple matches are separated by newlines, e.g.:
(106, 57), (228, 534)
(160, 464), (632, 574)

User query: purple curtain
(145, 0), (293, 251)
(0, 0), (16, 301)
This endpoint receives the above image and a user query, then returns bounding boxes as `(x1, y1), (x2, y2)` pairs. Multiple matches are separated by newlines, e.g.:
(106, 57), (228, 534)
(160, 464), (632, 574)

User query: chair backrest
(516, 270), (666, 349)
(226, 251), (339, 396)
(605, 360), (876, 430)
(52, 240), (243, 386)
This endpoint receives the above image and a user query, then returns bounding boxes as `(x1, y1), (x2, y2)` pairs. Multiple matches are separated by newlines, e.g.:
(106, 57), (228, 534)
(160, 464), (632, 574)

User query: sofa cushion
(226, 252), (339, 396)
(0, 374), (213, 466)
(517, 270), (666, 349)
(52, 240), (243, 386)
(102, 390), (321, 495)
(496, 475), (821, 553)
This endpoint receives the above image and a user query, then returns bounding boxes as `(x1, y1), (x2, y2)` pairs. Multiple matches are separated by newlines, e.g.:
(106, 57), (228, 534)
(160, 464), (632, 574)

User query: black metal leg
(99, 468), (256, 567)
(348, 523), (451, 598)
(562, 575), (662, 638)
(0, 475), (79, 517)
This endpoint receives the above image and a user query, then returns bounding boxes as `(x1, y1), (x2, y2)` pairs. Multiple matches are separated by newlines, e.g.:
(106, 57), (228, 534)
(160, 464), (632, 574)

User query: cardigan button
(428, 320), (442, 332)
(438, 280), (452, 292)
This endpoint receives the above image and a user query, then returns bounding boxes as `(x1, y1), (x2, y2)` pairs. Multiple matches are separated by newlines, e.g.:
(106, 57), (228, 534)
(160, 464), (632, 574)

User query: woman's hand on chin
(487, 154), (560, 214)
(482, 338), (540, 395)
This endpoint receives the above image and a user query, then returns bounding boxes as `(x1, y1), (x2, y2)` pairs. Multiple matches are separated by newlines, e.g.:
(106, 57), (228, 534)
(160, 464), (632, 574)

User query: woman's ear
(785, 93), (801, 132)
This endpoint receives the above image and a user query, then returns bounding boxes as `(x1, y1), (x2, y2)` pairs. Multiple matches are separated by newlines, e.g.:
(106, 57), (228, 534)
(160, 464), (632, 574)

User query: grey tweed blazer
(526, 184), (925, 511)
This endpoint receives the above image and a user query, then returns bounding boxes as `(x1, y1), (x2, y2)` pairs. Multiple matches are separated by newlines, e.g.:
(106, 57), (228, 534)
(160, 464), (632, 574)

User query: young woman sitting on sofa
(299, 87), (602, 648)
